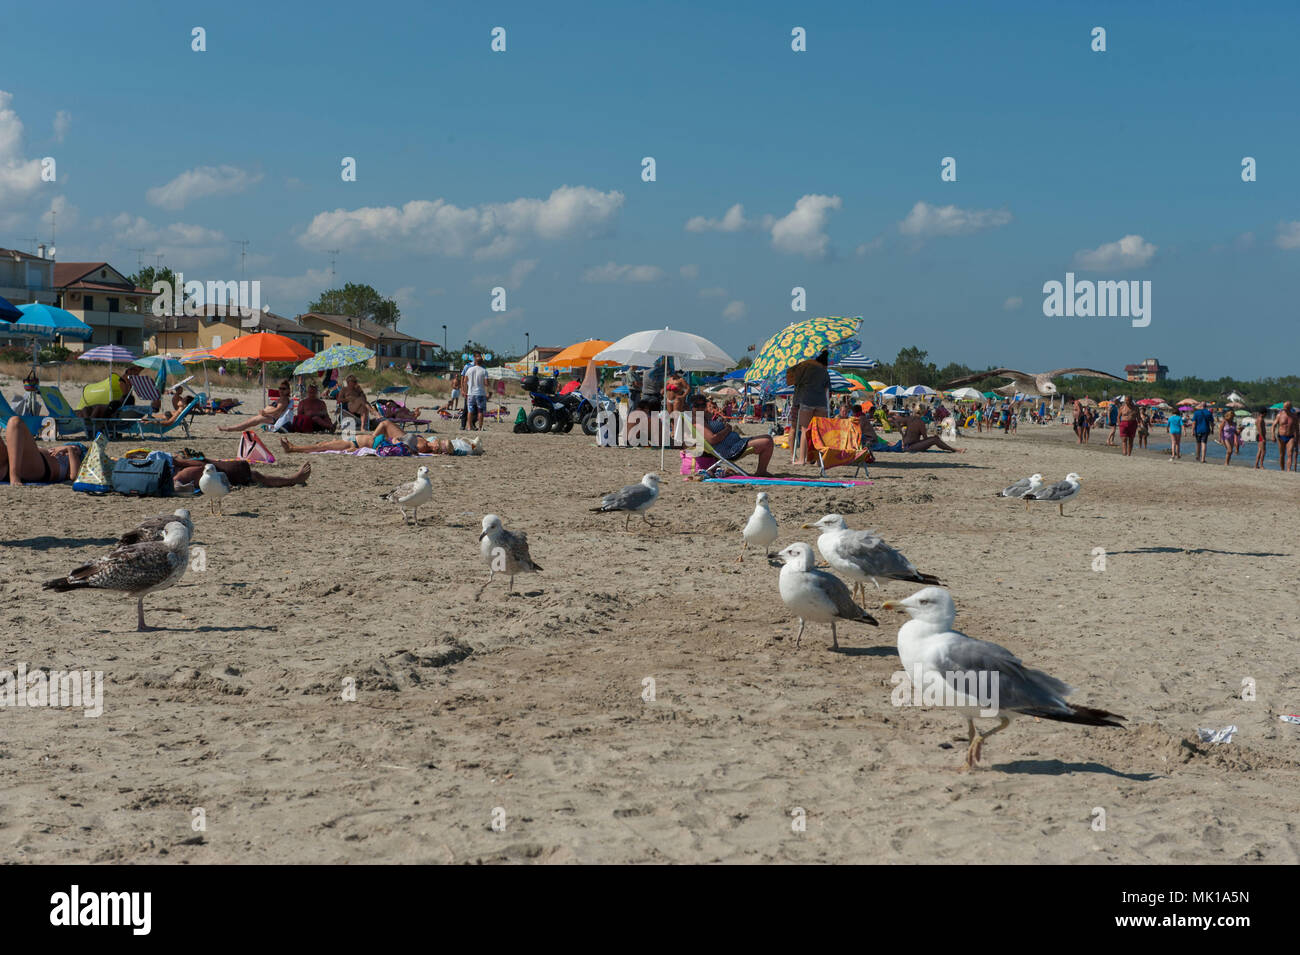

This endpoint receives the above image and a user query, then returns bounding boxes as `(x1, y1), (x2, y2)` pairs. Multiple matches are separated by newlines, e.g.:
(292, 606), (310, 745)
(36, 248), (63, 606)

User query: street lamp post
(525, 332), (530, 359)
(441, 324), (447, 356)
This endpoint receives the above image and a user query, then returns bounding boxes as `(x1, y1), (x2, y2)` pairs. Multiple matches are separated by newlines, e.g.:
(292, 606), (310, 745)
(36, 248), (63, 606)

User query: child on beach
(1220, 410), (1238, 466)
(1168, 409), (1183, 459)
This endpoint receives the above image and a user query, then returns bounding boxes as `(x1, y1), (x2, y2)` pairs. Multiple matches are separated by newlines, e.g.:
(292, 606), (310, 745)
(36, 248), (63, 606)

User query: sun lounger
(0, 391), (47, 436)
(37, 386), (88, 438)
(123, 395), (204, 440)
(807, 416), (873, 478)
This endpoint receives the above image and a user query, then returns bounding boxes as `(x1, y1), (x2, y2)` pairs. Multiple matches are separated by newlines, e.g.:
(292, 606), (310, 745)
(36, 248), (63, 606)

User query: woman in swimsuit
(219, 379), (292, 432)
(1118, 398), (1139, 456)
(1, 416), (82, 485)
(1254, 409), (1267, 469)
(1220, 411), (1238, 466)
(1137, 409), (1150, 449)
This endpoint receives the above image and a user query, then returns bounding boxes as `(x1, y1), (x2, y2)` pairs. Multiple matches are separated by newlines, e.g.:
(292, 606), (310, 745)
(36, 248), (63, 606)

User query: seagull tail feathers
(1026, 704), (1126, 728)
(43, 575), (86, 592)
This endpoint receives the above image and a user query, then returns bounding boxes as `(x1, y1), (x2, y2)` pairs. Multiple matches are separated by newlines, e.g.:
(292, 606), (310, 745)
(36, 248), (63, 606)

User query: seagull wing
(1043, 367), (1126, 382)
(596, 483), (653, 512)
(45, 541), (180, 594)
(946, 368), (1033, 390)
(118, 515), (171, 546)
(832, 531), (938, 583)
(1028, 479), (1074, 501)
(502, 529), (540, 570)
(809, 568), (877, 624)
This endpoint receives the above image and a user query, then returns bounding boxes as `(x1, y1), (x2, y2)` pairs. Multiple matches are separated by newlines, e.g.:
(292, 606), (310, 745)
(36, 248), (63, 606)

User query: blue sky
(2, 0), (1297, 377)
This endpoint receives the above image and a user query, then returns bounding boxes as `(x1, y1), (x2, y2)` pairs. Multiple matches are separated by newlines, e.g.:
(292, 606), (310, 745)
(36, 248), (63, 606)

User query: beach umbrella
(79, 344), (137, 363)
(546, 339), (617, 369)
(1173, 397), (1200, 407)
(879, 385), (905, 398)
(744, 316), (861, 383)
(828, 370), (859, 393)
(134, 354), (187, 376)
(293, 343), (374, 376)
(903, 384), (937, 397)
(834, 349), (880, 370)
(1136, 398), (1163, 406)
(867, 380), (888, 391)
(596, 327), (735, 466)
(179, 347), (219, 396)
(723, 368), (748, 380)
(950, 387), (983, 402)
(0, 295), (22, 323)
(1269, 401), (1288, 410)
(12, 303), (94, 340)
(213, 332), (315, 363)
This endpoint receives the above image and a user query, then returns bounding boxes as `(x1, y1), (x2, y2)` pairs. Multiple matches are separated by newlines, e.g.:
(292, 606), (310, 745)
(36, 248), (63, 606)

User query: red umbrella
(212, 333), (314, 362)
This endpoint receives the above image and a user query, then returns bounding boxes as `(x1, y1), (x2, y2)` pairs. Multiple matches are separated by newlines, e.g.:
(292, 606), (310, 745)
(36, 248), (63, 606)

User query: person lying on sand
(219, 379), (291, 432)
(278, 422), (482, 456)
(862, 414), (964, 453)
(171, 456), (311, 489)
(0, 416), (83, 485)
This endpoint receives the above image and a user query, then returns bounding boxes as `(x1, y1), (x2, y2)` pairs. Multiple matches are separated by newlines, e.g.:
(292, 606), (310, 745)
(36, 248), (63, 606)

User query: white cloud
(257, 268), (333, 312)
(1003, 296), (1023, 310)
(103, 213), (225, 247)
(1073, 234), (1157, 269)
(88, 213), (229, 272)
(898, 200), (1012, 238)
(685, 203), (751, 233)
(509, 258), (539, 286)
(393, 286), (418, 311)
(146, 165), (264, 210)
(0, 91), (43, 202)
(53, 110), (71, 143)
(679, 264), (699, 279)
(1275, 222), (1300, 250)
(301, 185), (624, 259)
(722, 300), (747, 322)
(699, 286), (727, 298)
(855, 236), (884, 256)
(770, 194), (842, 258)
(467, 308), (525, 342)
(581, 261), (665, 283)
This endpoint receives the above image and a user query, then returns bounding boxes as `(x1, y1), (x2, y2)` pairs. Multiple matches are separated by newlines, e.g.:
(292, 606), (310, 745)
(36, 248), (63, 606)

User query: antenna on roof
(326, 249), (340, 286)
(128, 247), (146, 273)
(232, 238), (249, 278)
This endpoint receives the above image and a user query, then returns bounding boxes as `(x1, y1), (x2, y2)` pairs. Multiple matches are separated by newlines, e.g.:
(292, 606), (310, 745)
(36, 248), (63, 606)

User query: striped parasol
(835, 349), (880, 370)
(179, 347), (218, 364)
(78, 345), (137, 363)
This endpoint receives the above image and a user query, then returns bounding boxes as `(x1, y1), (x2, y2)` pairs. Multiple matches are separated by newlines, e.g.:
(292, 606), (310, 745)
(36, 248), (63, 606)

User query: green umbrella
(743, 316), (861, 383)
(135, 354), (187, 376)
(293, 344), (375, 376)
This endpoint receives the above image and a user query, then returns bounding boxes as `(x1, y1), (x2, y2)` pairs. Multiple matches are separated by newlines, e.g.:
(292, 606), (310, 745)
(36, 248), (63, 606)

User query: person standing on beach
(1254, 408), (1268, 469)
(449, 366), (462, 411)
(1137, 408), (1150, 450)
(1193, 401), (1215, 463)
(1220, 409), (1238, 466)
(1106, 400), (1119, 446)
(789, 351), (831, 464)
(1072, 398), (1086, 443)
(463, 353), (488, 431)
(1118, 397), (1138, 456)
(1168, 407), (1183, 459)
(1273, 401), (1297, 471)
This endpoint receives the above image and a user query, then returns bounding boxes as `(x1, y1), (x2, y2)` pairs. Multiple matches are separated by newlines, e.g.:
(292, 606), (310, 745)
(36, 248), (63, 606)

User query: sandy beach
(2, 386), (1297, 865)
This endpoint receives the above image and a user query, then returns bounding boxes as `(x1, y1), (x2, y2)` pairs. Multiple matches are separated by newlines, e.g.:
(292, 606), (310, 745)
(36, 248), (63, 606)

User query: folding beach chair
(125, 395), (204, 440)
(127, 374), (162, 407)
(680, 414), (753, 477)
(37, 386), (88, 438)
(807, 416), (873, 479)
(0, 390), (46, 436)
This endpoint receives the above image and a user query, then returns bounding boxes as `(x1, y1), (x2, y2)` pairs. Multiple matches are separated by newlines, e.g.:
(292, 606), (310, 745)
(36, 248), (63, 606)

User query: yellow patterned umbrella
(743, 316), (862, 384)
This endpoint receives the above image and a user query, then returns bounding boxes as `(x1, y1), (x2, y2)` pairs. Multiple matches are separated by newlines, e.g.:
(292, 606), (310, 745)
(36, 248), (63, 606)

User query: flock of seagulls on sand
(36, 453), (1116, 768)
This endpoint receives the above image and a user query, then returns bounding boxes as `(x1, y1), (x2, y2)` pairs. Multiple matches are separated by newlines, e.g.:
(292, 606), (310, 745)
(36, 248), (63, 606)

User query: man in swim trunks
(1273, 400), (1297, 471)
(278, 421), (481, 456)
(172, 456), (312, 489)
(0, 416), (83, 485)
(1118, 397), (1139, 456)
(292, 383), (335, 433)
(894, 414), (964, 453)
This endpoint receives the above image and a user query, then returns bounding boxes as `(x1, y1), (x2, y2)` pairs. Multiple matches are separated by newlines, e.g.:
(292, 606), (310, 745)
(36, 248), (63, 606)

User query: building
(53, 262), (157, 351)
(296, 313), (430, 368)
(0, 247), (58, 307)
(520, 345), (564, 369)
(150, 307), (325, 354)
(1124, 358), (1169, 383)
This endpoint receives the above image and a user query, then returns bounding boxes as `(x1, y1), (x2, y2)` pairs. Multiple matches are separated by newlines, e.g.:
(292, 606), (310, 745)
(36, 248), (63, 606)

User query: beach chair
(807, 416), (873, 479)
(680, 414), (754, 477)
(125, 394), (203, 440)
(127, 374), (162, 408)
(0, 391), (47, 436)
(37, 386), (88, 438)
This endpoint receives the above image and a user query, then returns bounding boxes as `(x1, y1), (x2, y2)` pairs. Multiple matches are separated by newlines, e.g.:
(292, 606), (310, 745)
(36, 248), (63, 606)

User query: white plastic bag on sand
(1196, 725), (1237, 744)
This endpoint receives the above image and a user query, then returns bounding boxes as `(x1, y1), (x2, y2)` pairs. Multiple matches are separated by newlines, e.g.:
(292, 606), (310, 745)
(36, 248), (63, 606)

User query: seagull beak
(477, 531), (487, 540)
(800, 523), (816, 529)
(880, 601), (901, 611)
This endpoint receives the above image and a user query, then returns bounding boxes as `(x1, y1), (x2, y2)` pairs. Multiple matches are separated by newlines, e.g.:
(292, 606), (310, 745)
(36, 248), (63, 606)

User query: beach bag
(513, 407), (529, 433)
(376, 441), (412, 457)
(111, 454), (173, 497)
(681, 450), (717, 475)
(72, 433), (114, 494)
(237, 430), (275, 464)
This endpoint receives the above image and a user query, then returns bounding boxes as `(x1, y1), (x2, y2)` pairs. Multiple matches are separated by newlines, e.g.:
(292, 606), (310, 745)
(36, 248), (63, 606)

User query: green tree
(309, 283), (401, 329)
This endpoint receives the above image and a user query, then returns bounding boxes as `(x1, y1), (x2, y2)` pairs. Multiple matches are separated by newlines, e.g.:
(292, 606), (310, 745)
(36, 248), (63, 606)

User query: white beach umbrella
(596, 327), (736, 465)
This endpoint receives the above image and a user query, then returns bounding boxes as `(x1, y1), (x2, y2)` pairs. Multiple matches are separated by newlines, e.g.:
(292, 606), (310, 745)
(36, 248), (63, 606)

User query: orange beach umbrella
(211, 333), (314, 362)
(546, 339), (617, 369)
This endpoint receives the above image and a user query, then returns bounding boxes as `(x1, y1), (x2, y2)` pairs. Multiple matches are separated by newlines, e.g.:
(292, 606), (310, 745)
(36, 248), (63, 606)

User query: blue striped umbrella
(12, 303), (94, 340)
(835, 349), (880, 370)
(79, 345), (138, 363)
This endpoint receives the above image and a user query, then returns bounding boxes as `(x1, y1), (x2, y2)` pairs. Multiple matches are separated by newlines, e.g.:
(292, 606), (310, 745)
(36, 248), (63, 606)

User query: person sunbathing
(219, 379), (291, 432)
(690, 394), (775, 475)
(171, 456), (311, 489)
(863, 415), (964, 453)
(377, 399), (426, 422)
(279, 422), (481, 456)
(1, 416), (83, 485)
(291, 384), (334, 433)
(338, 376), (380, 429)
(146, 400), (190, 425)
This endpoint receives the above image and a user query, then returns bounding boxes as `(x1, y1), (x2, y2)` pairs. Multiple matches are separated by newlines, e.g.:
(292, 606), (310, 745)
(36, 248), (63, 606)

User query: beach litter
(1196, 725), (1237, 744)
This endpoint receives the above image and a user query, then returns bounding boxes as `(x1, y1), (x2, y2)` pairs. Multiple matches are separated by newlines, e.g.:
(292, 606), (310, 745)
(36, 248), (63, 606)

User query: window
(115, 330), (124, 345)
(107, 297), (120, 312)
(84, 295), (94, 311)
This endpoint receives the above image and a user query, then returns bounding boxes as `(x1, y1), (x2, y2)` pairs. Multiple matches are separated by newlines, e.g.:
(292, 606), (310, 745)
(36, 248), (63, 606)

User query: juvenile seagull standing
(803, 514), (941, 604)
(478, 514), (542, 594)
(774, 542), (878, 650)
(1025, 472), (1082, 515)
(996, 473), (1043, 500)
(118, 508), (194, 546)
(199, 463), (231, 515)
(592, 473), (660, 530)
(740, 491), (779, 559)
(882, 587), (1124, 769)
(44, 520), (192, 632)
(383, 465), (433, 524)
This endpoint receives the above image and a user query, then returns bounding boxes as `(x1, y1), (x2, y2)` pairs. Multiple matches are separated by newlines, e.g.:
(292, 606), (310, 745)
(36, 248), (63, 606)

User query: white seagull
(803, 514), (941, 604)
(947, 367), (1125, 399)
(773, 542), (878, 650)
(383, 465), (433, 524)
(740, 491), (779, 559)
(44, 520), (193, 632)
(1025, 472), (1082, 515)
(996, 473), (1043, 500)
(118, 508), (194, 546)
(592, 473), (660, 530)
(199, 463), (231, 515)
(478, 514), (542, 594)
(882, 587), (1124, 769)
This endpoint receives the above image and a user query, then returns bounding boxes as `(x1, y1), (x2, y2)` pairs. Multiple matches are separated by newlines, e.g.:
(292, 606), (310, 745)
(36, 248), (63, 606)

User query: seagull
(740, 491), (779, 559)
(947, 367), (1124, 399)
(118, 508), (194, 546)
(382, 465), (432, 524)
(478, 514), (542, 594)
(43, 520), (192, 632)
(773, 542), (878, 650)
(198, 463), (231, 515)
(1025, 472), (1082, 515)
(592, 473), (660, 531)
(802, 514), (941, 604)
(996, 473), (1043, 504)
(882, 587), (1125, 769)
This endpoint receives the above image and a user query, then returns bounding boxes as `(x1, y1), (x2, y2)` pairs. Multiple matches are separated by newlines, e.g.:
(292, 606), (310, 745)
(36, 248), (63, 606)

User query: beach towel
(704, 476), (871, 488)
(237, 430), (276, 464)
